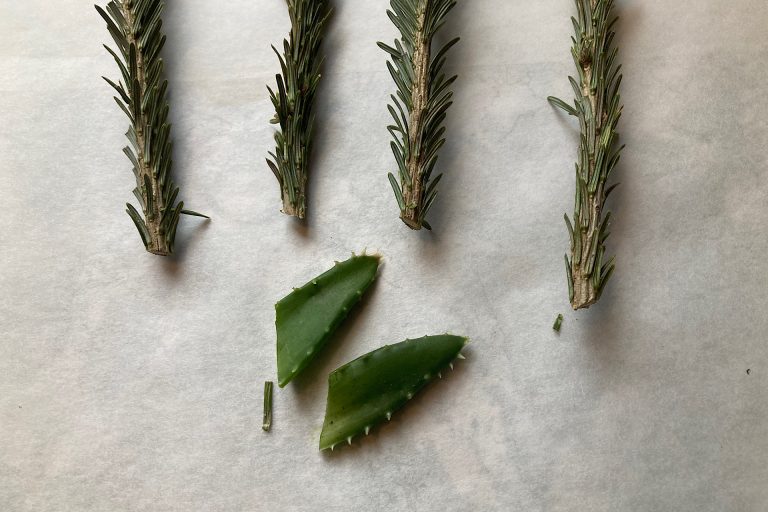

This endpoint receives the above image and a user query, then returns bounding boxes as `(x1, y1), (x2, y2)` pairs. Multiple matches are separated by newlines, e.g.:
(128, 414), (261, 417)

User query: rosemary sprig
(266, 0), (332, 220)
(96, 0), (207, 256)
(379, 0), (460, 231)
(548, 0), (624, 309)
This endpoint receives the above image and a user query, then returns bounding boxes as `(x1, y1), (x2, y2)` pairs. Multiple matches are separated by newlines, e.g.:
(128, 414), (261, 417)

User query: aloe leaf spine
(276, 253), (381, 388)
(319, 334), (468, 451)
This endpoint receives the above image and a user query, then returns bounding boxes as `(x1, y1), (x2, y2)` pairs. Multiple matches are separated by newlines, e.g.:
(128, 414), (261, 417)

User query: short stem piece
(262, 381), (273, 432)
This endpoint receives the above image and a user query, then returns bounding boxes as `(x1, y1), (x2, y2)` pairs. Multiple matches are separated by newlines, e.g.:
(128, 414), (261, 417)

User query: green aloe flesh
(276, 254), (381, 388)
(319, 334), (468, 451)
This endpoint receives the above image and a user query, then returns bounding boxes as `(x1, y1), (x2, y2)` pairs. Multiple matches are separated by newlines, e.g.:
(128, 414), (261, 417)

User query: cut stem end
(146, 227), (172, 257)
(400, 212), (423, 230)
(281, 193), (306, 220)
(570, 273), (598, 310)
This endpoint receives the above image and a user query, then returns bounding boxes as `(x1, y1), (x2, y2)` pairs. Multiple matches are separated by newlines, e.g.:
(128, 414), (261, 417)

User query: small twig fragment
(553, 314), (564, 332)
(262, 381), (274, 432)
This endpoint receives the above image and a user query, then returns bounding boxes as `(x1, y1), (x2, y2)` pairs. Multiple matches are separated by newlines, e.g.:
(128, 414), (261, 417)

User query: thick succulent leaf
(319, 334), (468, 451)
(276, 254), (381, 388)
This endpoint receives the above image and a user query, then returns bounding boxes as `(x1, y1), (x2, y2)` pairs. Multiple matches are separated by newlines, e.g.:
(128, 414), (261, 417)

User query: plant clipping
(379, 0), (460, 230)
(267, 0), (332, 219)
(96, 0), (207, 256)
(275, 254), (380, 388)
(320, 335), (468, 451)
(548, 0), (624, 309)
(262, 381), (273, 432)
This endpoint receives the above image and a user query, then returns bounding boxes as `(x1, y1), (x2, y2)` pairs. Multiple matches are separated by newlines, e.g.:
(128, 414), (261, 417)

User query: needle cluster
(379, 0), (459, 231)
(267, 0), (332, 220)
(548, 0), (624, 309)
(96, 0), (206, 256)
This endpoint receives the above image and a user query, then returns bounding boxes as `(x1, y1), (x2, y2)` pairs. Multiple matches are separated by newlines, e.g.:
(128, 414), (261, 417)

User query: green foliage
(96, 0), (206, 256)
(379, 0), (460, 231)
(319, 334), (468, 451)
(275, 253), (381, 388)
(548, 0), (623, 309)
(267, 0), (332, 219)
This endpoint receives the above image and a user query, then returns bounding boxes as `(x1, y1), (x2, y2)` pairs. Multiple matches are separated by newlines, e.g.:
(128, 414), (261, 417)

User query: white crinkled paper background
(1, 1), (767, 510)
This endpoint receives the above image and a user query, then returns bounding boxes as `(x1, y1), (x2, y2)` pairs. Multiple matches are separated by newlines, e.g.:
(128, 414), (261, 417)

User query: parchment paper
(1, 1), (766, 510)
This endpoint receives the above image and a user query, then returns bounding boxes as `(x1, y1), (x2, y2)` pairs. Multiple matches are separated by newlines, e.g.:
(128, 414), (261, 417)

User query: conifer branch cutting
(548, 0), (624, 309)
(267, 0), (332, 220)
(379, 0), (460, 231)
(96, 0), (207, 256)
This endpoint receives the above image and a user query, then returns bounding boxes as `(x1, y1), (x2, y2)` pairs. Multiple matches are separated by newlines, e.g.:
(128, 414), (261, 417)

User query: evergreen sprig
(267, 0), (332, 220)
(96, 0), (206, 256)
(379, 0), (460, 231)
(548, 0), (624, 309)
